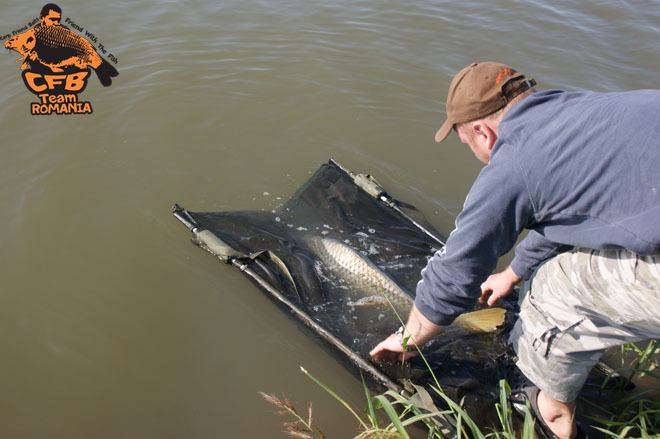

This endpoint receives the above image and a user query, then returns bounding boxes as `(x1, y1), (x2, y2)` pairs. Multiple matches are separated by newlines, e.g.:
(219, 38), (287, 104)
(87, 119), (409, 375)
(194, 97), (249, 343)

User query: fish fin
(450, 307), (506, 333)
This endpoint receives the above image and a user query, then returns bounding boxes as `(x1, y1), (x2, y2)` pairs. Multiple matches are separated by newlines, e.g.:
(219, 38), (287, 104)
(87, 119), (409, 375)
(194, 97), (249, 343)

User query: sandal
(511, 385), (581, 439)
(511, 385), (555, 438)
(511, 384), (589, 439)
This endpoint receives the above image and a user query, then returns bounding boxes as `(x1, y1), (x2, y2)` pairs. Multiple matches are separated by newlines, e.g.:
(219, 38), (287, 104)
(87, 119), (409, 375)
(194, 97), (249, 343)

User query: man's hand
(369, 332), (419, 363)
(369, 304), (442, 363)
(479, 265), (522, 306)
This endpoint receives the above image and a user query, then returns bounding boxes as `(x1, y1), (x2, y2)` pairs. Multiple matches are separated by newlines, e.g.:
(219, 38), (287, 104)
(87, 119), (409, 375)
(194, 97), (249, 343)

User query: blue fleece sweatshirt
(415, 89), (660, 326)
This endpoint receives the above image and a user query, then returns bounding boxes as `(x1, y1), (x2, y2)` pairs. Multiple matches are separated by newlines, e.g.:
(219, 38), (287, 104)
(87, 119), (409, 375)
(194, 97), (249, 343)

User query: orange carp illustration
(5, 24), (118, 87)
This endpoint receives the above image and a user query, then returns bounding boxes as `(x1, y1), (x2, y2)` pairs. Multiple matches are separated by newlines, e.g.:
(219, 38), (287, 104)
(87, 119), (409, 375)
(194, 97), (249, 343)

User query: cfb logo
(4, 4), (118, 115)
(22, 71), (90, 93)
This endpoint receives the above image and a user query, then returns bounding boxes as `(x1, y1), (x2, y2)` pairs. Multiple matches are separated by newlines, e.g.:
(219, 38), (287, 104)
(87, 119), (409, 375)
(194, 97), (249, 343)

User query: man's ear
(472, 122), (497, 151)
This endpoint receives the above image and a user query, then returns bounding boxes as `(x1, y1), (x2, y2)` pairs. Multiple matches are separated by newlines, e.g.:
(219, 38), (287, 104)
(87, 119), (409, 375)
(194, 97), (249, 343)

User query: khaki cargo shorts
(509, 248), (660, 402)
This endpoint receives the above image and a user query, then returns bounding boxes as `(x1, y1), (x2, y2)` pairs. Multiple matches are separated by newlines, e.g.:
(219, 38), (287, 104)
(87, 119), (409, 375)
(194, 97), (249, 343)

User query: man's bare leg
(537, 389), (577, 439)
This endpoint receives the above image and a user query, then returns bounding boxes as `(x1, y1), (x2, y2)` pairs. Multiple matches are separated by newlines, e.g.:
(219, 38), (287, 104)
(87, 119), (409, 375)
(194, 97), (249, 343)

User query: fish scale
(310, 237), (414, 318)
(33, 25), (102, 68)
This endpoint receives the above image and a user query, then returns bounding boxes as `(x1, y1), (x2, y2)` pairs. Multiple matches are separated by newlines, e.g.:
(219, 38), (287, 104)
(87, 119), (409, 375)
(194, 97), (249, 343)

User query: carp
(310, 236), (506, 332)
(310, 237), (413, 319)
(4, 25), (118, 86)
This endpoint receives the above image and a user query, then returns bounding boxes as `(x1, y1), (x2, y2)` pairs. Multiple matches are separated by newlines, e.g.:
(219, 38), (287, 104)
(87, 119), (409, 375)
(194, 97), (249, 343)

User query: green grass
(262, 341), (659, 438)
(585, 340), (659, 439)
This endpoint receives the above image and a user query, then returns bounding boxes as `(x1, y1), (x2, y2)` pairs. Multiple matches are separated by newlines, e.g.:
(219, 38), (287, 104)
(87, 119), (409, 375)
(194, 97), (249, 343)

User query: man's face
(41, 10), (62, 26)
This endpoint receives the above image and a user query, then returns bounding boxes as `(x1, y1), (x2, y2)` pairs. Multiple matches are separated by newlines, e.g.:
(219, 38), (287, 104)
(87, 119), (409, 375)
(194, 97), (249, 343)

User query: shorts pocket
(523, 292), (584, 359)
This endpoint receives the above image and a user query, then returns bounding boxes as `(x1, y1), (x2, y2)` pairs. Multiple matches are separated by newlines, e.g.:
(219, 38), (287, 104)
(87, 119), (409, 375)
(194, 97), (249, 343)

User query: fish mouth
(3, 44), (19, 58)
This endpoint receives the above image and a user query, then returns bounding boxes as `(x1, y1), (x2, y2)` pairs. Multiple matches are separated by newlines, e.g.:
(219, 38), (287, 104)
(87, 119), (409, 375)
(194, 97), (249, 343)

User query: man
(370, 62), (660, 439)
(38, 4), (64, 27)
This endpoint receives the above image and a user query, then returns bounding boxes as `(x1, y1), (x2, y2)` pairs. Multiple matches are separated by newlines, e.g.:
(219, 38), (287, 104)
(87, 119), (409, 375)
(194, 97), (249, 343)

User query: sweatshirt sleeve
(414, 149), (533, 326)
(510, 230), (573, 280)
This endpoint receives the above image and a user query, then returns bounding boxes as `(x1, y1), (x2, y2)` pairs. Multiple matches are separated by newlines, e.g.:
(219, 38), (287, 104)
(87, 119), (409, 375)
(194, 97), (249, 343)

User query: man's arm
(370, 146), (536, 361)
(369, 303), (443, 362)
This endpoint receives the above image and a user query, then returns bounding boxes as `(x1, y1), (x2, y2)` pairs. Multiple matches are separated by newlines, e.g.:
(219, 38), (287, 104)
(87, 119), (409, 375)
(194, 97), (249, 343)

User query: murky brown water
(1, 1), (658, 437)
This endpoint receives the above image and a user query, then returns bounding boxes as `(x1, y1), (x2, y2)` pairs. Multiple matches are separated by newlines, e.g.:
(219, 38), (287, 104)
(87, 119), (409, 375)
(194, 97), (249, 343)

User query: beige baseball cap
(435, 62), (535, 143)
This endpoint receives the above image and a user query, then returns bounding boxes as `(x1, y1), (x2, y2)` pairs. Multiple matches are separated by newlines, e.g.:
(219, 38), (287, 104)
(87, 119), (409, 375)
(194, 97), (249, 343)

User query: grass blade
(301, 366), (369, 430)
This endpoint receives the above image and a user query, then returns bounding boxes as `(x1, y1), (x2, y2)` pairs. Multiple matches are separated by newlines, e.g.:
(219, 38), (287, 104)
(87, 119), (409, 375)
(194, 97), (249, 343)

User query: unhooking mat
(173, 159), (645, 437)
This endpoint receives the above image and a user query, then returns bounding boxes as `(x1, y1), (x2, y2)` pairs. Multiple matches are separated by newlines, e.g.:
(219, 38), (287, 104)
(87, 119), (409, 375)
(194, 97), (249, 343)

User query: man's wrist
(395, 326), (417, 351)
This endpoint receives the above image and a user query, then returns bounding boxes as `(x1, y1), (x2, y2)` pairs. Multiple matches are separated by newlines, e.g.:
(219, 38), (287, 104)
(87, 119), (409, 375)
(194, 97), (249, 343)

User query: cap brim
(434, 119), (453, 143)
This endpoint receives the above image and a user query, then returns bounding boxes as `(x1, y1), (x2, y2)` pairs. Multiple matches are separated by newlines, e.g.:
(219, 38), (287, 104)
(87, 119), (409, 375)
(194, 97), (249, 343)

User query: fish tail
(94, 58), (118, 86)
(450, 308), (506, 332)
